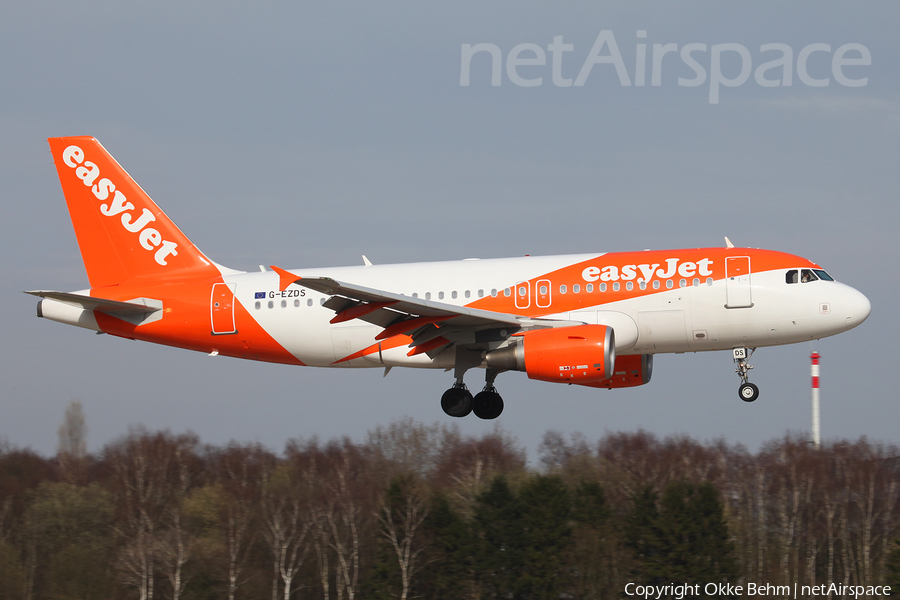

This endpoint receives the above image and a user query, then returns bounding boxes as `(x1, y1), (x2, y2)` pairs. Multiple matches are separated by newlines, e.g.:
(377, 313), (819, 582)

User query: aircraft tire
(441, 388), (473, 417)
(739, 382), (760, 403)
(473, 391), (504, 420)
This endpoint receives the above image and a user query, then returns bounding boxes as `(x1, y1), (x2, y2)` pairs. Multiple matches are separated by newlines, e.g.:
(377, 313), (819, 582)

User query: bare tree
(158, 447), (195, 600)
(327, 446), (368, 600)
(260, 463), (312, 600)
(105, 428), (198, 600)
(377, 477), (429, 600)
(213, 444), (269, 600)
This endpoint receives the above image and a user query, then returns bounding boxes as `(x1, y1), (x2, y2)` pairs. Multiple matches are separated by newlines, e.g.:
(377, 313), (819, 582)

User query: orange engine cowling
(486, 324), (616, 384)
(578, 354), (653, 389)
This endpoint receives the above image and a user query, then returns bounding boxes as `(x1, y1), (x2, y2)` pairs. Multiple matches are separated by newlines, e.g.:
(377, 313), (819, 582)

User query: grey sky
(3, 1), (897, 459)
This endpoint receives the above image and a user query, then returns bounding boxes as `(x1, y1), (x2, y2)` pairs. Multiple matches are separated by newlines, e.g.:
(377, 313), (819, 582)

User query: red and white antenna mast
(811, 351), (821, 448)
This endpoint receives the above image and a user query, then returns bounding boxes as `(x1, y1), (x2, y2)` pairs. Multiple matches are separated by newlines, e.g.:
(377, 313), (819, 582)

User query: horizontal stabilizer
(25, 290), (162, 323)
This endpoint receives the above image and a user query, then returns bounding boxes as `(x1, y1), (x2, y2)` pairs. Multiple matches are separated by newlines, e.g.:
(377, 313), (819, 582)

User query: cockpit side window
(786, 270), (799, 284)
(801, 269), (819, 283)
(813, 269), (834, 281)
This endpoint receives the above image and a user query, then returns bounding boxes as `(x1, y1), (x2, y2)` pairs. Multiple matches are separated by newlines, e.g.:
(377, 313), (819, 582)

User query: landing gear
(739, 382), (760, 402)
(733, 347), (760, 402)
(441, 368), (505, 419)
(473, 391), (504, 420)
(441, 383), (473, 417)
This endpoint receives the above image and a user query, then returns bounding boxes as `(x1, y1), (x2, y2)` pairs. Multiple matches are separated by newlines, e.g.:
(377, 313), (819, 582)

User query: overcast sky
(3, 1), (897, 461)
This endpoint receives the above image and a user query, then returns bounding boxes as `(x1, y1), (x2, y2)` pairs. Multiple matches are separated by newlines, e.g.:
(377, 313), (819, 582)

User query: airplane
(28, 136), (871, 419)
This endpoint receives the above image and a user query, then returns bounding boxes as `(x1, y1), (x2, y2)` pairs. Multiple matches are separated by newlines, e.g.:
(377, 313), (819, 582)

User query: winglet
(724, 237), (735, 248)
(270, 265), (301, 291)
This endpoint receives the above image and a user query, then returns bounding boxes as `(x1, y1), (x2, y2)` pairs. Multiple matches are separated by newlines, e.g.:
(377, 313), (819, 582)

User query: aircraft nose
(842, 286), (871, 330)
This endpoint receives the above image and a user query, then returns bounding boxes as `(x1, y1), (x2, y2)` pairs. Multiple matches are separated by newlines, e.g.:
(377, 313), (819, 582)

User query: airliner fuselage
(30, 137), (871, 418)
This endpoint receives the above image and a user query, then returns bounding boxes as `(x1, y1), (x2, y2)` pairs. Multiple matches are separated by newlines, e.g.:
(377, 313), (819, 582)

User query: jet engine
(486, 324), (616, 384)
(579, 353), (653, 389)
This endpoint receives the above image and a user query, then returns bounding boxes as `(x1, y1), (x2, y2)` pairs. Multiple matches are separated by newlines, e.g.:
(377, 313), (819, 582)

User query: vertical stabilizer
(48, 136), (220, 288)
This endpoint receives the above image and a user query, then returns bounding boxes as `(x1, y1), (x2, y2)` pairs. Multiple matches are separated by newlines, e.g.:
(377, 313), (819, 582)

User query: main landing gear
(733, 347), (760, 402)
(441, 368), (504, 420)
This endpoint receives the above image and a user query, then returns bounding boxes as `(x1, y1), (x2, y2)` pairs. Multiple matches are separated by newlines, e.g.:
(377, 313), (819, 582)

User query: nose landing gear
(734, 347), (760, 402)
(441, 368), (505, 419)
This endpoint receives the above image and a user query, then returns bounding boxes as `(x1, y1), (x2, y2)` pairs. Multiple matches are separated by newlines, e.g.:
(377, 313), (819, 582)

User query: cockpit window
(801, 269), (819, 283)
(813, 269), (834, 281)
(786, 270), (799, 284)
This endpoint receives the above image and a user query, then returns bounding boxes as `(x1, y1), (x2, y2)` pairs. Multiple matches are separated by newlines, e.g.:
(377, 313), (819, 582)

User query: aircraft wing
(271, 267), (584, 357)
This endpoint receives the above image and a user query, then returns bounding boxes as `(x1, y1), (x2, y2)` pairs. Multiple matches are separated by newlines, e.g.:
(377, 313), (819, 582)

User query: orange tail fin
(48, 136), (220, 288)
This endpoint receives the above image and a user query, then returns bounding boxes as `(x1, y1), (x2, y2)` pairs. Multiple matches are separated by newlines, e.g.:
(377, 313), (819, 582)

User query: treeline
(1, 411), (899, 600)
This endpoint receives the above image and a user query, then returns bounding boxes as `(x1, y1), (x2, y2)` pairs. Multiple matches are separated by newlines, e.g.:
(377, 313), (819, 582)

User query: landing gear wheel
(472, 391), (504, 420)
(739, 382), (759, 403)
(441, 387), (473, 417)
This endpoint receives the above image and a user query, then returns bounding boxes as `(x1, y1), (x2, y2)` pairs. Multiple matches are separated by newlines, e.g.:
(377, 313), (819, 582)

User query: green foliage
(0, 539), (26, 600)
(626, 481), (738, 597)
(887, 538), (900, 597)
(421, 492), (475, 599)
(27, 481), (116, 600)
(473, 475), (524, 598)
(571, 480), (617, 599)
(518, 475), (572, 600)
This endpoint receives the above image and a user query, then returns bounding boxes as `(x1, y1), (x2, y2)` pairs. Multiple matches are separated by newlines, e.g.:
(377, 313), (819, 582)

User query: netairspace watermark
(624, 582), (891, 599)
(459, 31), (871, 104)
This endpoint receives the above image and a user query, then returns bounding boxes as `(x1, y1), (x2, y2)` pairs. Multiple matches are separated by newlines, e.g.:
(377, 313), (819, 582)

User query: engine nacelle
(579, 354), (653, 389)
(486, 324), (616, 384)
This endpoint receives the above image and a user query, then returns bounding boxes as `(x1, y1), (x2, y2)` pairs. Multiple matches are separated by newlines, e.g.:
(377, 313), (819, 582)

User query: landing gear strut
(733, 347), (760, 402)
(441, 368), (504, 419)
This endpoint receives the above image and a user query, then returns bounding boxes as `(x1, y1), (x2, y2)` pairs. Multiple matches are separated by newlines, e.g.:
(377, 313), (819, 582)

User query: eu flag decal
(255, 292), (266, 299)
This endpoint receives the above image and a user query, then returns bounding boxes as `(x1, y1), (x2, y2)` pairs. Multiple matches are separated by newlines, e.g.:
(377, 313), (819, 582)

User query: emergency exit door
(725, 256), (753, 308)
(211, 283), (238, 334)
